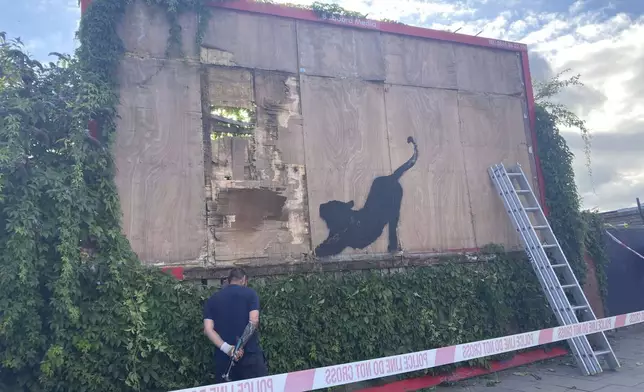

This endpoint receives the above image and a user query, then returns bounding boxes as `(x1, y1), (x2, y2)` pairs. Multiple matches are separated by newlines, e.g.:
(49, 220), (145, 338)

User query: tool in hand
(221, 322), (258, 382)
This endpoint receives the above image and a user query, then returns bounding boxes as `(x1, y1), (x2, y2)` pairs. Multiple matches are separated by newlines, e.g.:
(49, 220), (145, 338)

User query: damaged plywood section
(206, 66), (309, 263)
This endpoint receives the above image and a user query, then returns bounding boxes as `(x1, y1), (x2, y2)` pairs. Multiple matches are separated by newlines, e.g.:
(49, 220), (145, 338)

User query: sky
(1, 0), (642, 212)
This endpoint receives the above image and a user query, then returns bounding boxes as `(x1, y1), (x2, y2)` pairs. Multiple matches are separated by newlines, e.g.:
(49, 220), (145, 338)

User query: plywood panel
(383, 34), (457, 89)
(458, 93), (530, 151)
(386, 85), (475, 251)
(202, 9), (298, 73)
(301, 76), (391, 256)
(454, 45), (523, 95)
(457, 91), (537, 249)
(462, 146), (535, 249)
(118, 0), (198, 59)
(205, 66), (254, 109)
(296, 21), (385, 80)
(115, 57), (205, 264)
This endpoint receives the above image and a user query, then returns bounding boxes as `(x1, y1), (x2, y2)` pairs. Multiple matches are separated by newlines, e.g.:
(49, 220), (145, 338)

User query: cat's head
(319, 200), (355, 228)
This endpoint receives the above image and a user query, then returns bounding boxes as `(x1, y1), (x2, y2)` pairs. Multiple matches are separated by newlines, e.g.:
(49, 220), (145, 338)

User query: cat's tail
(393, 136), (418, 179)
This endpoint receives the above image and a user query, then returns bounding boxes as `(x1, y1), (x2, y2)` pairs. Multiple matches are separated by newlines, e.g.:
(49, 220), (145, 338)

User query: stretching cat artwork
(315, 136), (419, 257)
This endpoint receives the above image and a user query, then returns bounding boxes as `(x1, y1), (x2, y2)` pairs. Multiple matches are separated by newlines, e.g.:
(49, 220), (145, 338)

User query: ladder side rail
(512, 166), (619, 364)
(502, 165), (604, 374)
(489, 165), (595, 375)
(491, 164), (602, 375)
(492, 165), (582, 324)
(512, 166), (596, 314)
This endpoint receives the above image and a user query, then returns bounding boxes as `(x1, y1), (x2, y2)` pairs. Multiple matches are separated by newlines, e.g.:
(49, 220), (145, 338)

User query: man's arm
(203, 319), (225, 348)
(203, 298), (235, 357)
(234, 290), (260, 348)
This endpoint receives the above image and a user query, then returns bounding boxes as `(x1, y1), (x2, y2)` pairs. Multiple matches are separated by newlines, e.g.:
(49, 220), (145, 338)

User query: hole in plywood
(210, 106), (254, 140)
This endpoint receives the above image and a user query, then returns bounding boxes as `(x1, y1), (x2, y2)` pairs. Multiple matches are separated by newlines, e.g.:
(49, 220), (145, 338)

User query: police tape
(171, 310), (644, 392)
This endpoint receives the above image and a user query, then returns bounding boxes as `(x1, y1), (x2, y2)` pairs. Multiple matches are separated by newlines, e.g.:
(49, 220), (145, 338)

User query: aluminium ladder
(489, 163), (620, 376)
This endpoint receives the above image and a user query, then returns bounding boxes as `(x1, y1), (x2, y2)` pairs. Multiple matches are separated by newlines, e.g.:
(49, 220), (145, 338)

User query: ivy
(534, 71), (612, 310)
(0, 0), (606, 391)
(534, 105), (587, 285)
(581, 211), (611, 315)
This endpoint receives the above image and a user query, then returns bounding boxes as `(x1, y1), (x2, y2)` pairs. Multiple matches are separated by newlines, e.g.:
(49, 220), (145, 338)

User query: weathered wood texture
(458, 92), (535, 249)
(114, 56), (206, 265)
(300, 75), (391, 255)
(386, 85), (475, 251)
(207, 66), (309, 263)
(296, 21), (385, 80)
(118, 0), (198, 59)
(114, 3), (539, 267)
(201, 8), (298, 72)
(382, 34), (457, 89)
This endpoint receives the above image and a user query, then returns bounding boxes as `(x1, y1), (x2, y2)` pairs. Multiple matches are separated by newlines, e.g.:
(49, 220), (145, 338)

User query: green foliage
(534, 105), (587, 285)
(534, 71), (611, 308)
(1, 0), (601, 390)
(0, 32), (214, 392)
(534, 69), (592, 175)
(257, 0), (406, 23)
(256, 248), (556, 377)
(581, 211), (611, 314)
(309, 1), (367, 19)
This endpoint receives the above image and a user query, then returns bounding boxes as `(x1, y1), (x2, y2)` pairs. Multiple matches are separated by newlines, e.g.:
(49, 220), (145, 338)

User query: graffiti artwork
(315, 136), (418, 257)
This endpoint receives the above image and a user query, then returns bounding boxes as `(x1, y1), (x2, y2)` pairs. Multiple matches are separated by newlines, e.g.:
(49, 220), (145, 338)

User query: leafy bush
(0, 0), (608, 390)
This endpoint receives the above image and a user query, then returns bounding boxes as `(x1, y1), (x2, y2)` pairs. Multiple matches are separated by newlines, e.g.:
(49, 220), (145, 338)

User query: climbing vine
(534, 104), (587, 285)
(534, 71), (612, 308)
(0, 1), (609, 391)
(581, 210), (611, 314)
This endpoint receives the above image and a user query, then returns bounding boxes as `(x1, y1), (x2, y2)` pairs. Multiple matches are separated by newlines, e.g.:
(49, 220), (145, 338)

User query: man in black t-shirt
(203, 268), (268, 383)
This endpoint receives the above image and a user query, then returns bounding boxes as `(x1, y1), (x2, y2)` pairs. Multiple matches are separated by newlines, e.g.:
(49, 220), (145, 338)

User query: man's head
(227, 268), (248, 286)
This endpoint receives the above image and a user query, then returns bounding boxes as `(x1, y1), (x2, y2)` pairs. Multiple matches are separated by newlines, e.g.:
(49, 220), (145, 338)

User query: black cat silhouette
(315, 136), (418, 257)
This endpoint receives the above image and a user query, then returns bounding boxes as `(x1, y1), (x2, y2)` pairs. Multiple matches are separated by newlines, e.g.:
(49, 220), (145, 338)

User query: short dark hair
(228, 268), (247, 283)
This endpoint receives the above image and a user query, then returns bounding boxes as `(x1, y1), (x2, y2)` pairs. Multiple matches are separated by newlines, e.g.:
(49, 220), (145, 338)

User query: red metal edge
(80, 0), (92, 14)
(520, 52), (549, 216)
(161, 267), (185, 280)
(356, 347), (568, 392)
(211, 0), (527, 53)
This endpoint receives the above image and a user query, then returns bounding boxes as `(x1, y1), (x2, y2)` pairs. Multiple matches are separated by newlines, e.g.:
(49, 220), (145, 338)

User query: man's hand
(220, 342), (244, 361)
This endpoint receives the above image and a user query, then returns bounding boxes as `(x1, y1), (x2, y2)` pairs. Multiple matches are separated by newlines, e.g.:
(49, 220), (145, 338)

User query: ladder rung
(489, 163), (620, 375)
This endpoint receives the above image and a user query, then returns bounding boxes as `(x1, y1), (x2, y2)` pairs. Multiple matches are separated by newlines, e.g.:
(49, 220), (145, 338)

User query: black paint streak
(315, 137), (418, 257)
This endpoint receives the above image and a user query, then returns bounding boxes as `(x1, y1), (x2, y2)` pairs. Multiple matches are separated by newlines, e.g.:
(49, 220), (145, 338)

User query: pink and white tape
(171, 310), (644, 392)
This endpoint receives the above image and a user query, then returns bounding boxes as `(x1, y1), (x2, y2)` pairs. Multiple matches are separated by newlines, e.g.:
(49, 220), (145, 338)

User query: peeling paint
(278, 76), (300, 128)
(224, 214), (236, 228)
(286, 164), (307, 245)
(201, 47), (237, 66)
(204, 67), (310, 263)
